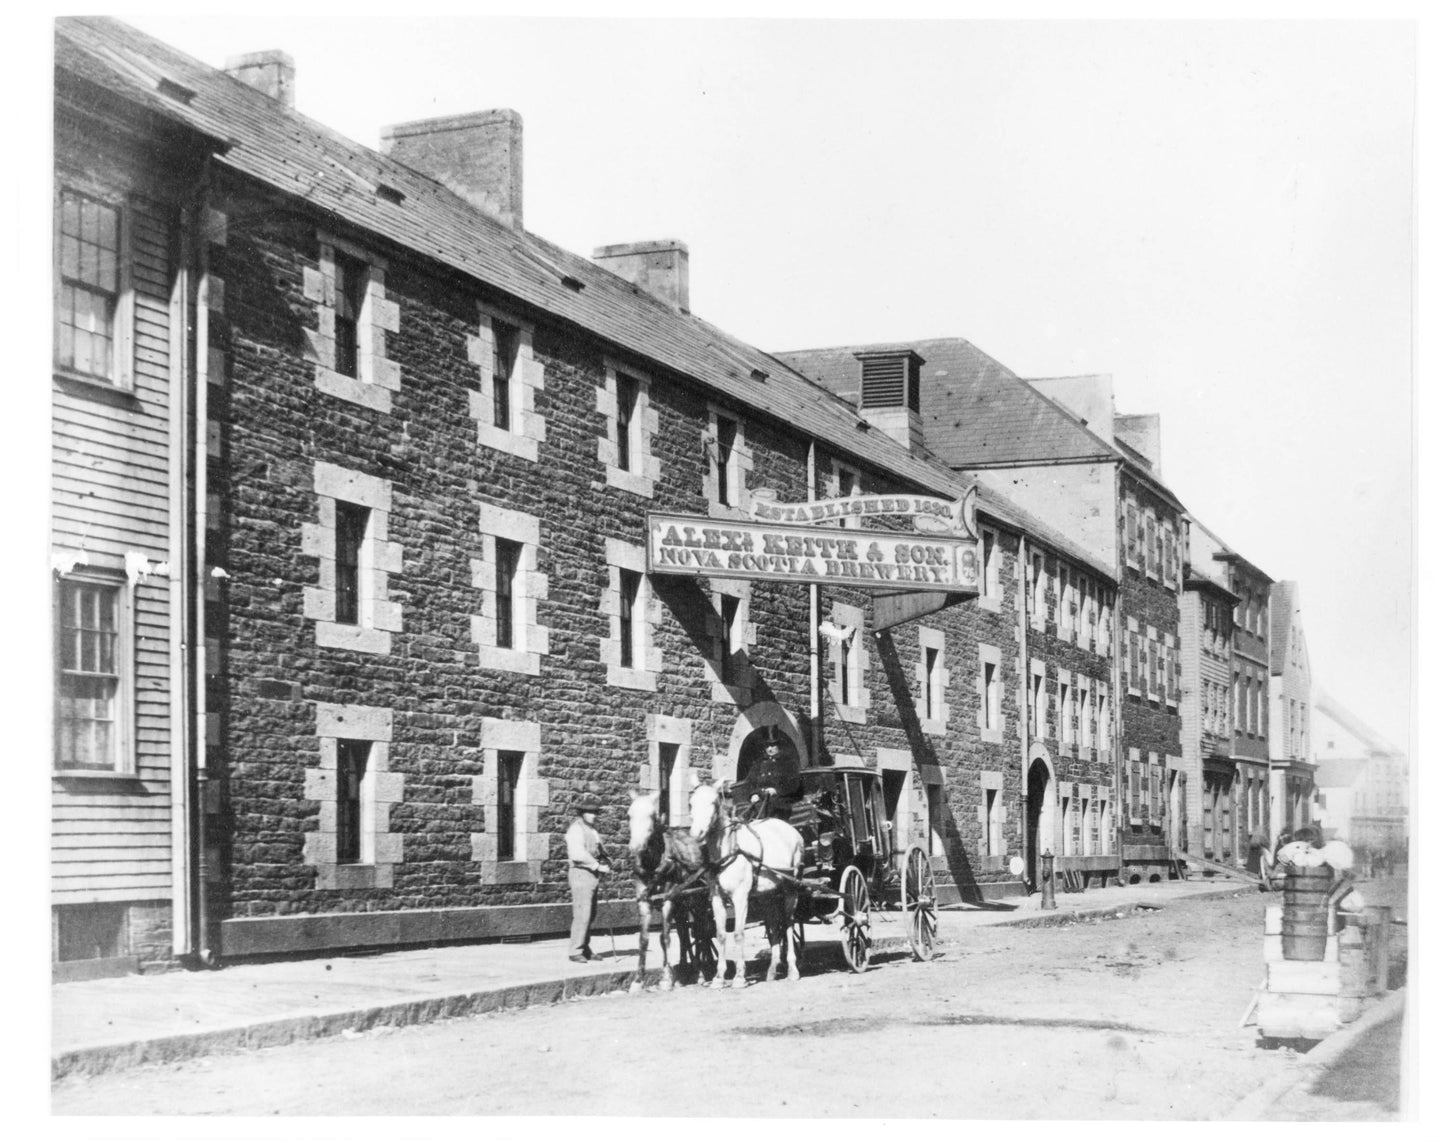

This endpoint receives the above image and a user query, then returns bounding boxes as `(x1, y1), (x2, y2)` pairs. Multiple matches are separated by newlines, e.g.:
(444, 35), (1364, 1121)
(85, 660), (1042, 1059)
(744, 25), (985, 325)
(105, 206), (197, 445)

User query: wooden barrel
(1281, 865), (1332, 960)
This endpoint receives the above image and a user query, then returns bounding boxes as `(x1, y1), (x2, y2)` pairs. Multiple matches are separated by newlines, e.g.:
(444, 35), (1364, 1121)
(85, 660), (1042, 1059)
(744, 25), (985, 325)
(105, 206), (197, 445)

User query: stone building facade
(59, 16), (1107, 963)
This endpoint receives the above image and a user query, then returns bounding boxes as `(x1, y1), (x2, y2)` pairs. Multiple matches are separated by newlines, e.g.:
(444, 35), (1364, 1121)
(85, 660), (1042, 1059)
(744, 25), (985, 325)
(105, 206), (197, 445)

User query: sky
(74, 13), (1417, 748)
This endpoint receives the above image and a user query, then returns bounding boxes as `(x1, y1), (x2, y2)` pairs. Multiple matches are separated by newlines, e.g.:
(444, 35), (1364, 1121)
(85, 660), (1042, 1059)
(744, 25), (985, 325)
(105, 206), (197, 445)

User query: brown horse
(626, 791), (708, 993)
(689, 782), (804, 988)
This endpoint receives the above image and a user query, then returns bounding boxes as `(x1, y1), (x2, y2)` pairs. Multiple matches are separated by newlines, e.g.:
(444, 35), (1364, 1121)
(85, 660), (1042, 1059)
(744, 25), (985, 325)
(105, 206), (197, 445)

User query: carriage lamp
(1041, 850), (1057, 910)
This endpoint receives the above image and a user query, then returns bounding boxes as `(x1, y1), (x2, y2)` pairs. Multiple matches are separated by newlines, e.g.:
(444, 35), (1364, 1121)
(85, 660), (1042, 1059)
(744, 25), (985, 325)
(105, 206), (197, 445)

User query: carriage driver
(741, 740), (802, 823)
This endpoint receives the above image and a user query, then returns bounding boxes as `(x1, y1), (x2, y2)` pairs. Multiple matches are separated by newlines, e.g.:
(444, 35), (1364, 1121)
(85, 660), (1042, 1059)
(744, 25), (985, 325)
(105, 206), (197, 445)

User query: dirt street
(51, 891), (1403, 1119)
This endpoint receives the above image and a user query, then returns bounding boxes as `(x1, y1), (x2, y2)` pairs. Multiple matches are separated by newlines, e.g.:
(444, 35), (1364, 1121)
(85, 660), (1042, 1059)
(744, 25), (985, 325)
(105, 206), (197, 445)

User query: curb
(1225, 987), (1407, 1120)
(52, 887), (1243, 1082)
(52, 966), (660, 1082)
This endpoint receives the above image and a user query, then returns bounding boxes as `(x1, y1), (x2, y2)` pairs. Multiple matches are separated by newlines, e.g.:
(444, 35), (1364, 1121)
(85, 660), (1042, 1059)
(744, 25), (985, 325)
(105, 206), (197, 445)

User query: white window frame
(645, 716), (695, 828)
(54, 184), (134, 392)
(1030, 659), (1047, 741)
(305, 233), (401, 412)
(916, 625), (949, 736)
(1145, 627), (1160, 702)
(473, 718), (548, 885)
(704, 405), (754, 517)
(599, 358), (656, 497)
(470, 304), (545, 461)
(979, 527), (1001, 611)
(304, 704), (403, 891)
(603, 537), (657, 691)
(473, 503), (547, 676)
(832, 460), (864, 527)
(1030, 551), (1046, 629)
(826, 601), (869, 723)
(710, 581), (756, 704)
(1144, 509), (1159, 580)
(53, 568), (134, 776)
(979, 643), (1003, 744)
(302, 463), (403, 655)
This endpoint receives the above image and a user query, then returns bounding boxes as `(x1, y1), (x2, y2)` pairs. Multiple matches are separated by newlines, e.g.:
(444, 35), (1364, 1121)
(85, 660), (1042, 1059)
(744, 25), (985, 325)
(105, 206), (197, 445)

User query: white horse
(626, 791), (707, 993)
(689, 782), (804, 988)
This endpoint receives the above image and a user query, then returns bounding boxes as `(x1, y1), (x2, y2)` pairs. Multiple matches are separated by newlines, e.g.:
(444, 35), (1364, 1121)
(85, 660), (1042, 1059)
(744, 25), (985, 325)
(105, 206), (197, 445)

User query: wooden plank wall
(51, 194), (176, 906)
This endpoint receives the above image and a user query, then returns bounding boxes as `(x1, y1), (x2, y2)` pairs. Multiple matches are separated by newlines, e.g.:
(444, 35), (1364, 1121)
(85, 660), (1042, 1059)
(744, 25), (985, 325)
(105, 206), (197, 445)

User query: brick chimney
(224, 51), (295, 109)
(592, 240), (690, 313)
(380, 110), (524, 229)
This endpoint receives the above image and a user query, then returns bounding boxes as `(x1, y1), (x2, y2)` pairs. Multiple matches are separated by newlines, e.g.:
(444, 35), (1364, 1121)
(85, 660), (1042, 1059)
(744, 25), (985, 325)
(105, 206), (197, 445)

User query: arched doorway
(736, 727), (801, 786)
(718, 701), (808, 786)
(1025, 753), (1055, 892)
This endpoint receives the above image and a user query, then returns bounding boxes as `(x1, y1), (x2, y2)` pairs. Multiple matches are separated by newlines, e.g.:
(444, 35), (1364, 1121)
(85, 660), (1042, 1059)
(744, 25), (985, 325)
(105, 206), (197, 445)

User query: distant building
(1314, 693), (1407, 857)
(1179, 517), (1238, 862)
(1269, 581), (1316, 838)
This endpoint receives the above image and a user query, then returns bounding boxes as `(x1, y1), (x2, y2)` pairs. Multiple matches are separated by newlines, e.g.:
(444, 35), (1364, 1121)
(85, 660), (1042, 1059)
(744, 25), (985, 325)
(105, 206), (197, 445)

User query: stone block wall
(204, 173), (1028, 949)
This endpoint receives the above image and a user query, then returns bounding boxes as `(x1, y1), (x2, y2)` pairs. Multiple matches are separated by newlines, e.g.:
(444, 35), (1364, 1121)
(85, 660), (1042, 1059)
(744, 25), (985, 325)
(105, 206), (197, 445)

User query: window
(56, 188), (124, 385)
(491, 319), (520, 431)
(827, 604), (868, 720)
(1129, 752), (1142, 823)
(615, 371), (639, 472)
(1031, 553), (1046, 620)
(657, 743), (678, 828)
(333, 249), (368, 380)
(1087, 797), (1101, 856)
(1031, 666), (1046, 739)
(336, 739), (372, 865)
(334, 501), (369, 626)
(1070, 795), (1083, 856)
(618, 569), (641, 669)
(306, 463), (401, 654)
(985, 788), (1003, 856)
(55, 575), (127, 772)
(926, 782), (945, 856)
(495, 539), (522, 651)
(496, 750), (524, 861)
(981, 529), (1000, 601)
(719, 594), (742, 686)
(1145, 512), (1158, 578)
(983, 661), (999, 730)
(1058, 679), (1073, 747)
(924, 646), (940, 720)
(715, 416), (737, 506)
(1124, 500), (1139, 568)
(605, 539), (654, 691)
(1097, 686), (1110, 752)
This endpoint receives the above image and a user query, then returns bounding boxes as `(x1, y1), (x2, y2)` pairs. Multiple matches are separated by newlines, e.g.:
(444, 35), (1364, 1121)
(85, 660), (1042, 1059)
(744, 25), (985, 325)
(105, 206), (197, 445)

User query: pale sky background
(93, 14), (1418, 749)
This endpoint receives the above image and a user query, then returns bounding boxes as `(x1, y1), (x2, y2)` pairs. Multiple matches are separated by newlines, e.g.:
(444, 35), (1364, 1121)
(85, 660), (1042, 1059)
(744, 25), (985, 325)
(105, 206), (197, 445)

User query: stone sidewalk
(52, 879), (1253, 1081)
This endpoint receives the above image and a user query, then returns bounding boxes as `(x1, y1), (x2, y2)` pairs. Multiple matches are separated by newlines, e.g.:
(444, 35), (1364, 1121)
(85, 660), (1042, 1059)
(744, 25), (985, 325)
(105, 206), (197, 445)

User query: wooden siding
(52, 192), (176, 905)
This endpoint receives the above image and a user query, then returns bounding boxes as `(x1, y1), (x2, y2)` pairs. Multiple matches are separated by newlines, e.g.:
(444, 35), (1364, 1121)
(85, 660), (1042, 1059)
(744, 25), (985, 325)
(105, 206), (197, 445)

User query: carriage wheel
(682, 901), (718, 983)
(838, 865), (871, 973)
(902, 844), (938, 961)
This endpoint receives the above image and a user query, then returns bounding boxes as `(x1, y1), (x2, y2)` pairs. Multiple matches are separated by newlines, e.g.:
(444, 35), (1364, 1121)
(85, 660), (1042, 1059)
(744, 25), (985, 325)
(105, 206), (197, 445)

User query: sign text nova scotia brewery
(647, 487), (980, 593)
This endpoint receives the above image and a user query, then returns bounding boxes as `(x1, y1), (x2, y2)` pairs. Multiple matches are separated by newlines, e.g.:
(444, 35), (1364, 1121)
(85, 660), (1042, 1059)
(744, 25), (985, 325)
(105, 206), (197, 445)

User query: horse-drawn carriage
(628, 765), (939, 989)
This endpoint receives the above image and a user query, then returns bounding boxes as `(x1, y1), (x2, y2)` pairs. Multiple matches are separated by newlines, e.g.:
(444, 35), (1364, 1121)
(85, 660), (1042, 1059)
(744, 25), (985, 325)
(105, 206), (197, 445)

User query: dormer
(853, 349), (925, 452)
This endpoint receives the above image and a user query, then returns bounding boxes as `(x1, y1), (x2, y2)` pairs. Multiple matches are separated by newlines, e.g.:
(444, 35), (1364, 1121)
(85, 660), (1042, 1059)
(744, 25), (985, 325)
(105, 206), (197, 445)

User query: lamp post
(1041, 849), (1057, 910)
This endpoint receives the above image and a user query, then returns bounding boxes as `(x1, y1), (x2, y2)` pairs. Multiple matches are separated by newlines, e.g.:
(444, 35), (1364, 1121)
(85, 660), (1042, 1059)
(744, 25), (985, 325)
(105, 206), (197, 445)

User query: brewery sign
(647, 512), (979, 593)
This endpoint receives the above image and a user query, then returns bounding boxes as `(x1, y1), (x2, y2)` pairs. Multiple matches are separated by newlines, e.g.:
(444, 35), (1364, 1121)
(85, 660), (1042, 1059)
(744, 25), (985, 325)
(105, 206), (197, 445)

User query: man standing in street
(566, 798), (610, 963)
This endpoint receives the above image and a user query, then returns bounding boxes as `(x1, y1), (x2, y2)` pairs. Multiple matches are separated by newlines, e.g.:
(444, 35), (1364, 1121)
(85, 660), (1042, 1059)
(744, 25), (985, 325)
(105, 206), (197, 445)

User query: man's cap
(578, 798), (603, 813)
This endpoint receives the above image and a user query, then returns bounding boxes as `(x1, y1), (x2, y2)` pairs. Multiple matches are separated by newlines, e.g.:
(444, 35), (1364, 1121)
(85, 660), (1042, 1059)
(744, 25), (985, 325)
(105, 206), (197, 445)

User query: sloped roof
(1314, 758), (1368, 789)
(1315, 692), (1403, 758)
(968, 469), (1116, 582)
(776, 339), (1117, 469)
(54, 17), (976, 504)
